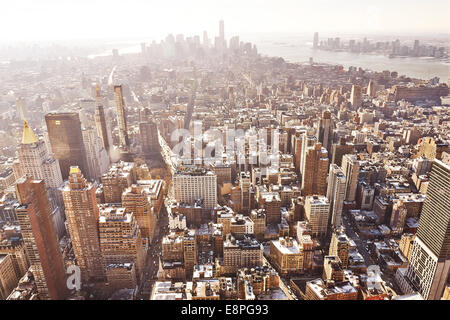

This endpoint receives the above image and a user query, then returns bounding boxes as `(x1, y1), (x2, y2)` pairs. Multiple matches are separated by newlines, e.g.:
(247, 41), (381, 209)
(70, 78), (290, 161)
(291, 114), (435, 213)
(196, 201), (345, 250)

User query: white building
(173, 166), (217, 210)
(82, 127), (110, 181)
(305, 196), (330, 238)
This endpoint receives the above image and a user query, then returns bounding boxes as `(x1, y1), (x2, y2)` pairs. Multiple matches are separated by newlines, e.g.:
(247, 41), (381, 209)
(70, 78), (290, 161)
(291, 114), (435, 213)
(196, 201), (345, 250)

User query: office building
(62, 167), (105, 283)
(45, 112), (89, 180)
(270, 237), (304, 275)
(99, 205), (146, 281)
(350, 85), (362, 108)
(405, 160), (450, 300)
(18, 120), (65, 237)
(122, 185), (155, 240)
(15, 177), (68, 300)
(327, 164), (346, 228)
(114, 85), (130, 151)
(302, 143), (329, 196)
(173, 167), (217, 210)
(341, 154), (360, 202)
(305, 196), (330, 238)
(94, 85), (110, 154)
(101, 161), (137, 203)
(316, 110), (334, 152)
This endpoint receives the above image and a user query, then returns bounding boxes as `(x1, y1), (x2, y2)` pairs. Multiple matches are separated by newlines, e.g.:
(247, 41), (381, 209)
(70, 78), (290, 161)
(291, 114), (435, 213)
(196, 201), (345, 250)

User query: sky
(0, 0), (449, 43)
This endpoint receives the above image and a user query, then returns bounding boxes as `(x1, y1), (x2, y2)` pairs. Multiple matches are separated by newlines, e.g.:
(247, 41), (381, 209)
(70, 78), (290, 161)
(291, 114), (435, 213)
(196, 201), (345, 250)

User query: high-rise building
(98, 205), (146, 281)
(18, 120), (65, 237)
(259, 192), (281, 225)
(239, 172), (251, 213)
(329, 226), (351, 269)
(114, 85), (129, 151)
(173, 167), (217, 210)
(331, 138), (354, 167)
(389, 201), (408, 235)
(139, 118), (160, 157)
(183, 231), (197, 278)
(305, 196), (330, 238)
(0, 254), (19, 300)
(82, 127), (110, 180)
(405, 160), (450, 300)
(45, 112), (89, 180)
(94, 85), (110, 154)
(15, 177), (68, 300)
(302, 143), (329, 196)
(350, 85), (362, 108)
(313, 32), (319, 49)
(367, 80), (377, 97)
(341, 154), (360, 202)
(101, 161), (137, 203)
(327, 164), (346, 228)
(300, 132), (316, 180)
(122, 185), (155, 240)
(62, 167), (105, 283)
(316, 110), (334, 152)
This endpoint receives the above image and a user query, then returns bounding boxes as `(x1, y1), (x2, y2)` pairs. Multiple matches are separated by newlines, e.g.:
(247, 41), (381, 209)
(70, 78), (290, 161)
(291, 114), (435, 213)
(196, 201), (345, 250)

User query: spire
(22, 120), (39, 144)
(95, 83), (102, 107)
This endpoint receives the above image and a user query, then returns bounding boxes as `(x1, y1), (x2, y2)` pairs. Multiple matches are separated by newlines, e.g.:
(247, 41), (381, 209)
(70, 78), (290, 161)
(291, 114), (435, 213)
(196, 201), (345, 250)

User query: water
(250, 34), (450, 81)
(89, 33), (450, 82)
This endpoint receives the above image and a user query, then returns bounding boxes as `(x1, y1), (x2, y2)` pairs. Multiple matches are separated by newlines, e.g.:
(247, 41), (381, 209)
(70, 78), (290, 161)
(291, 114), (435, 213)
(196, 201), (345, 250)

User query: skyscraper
(139, 118), (160, 157)
(405, 160), (450, 300)
(82, 127), (110, 180)
(327, 164), (346, 228)
(62, 167), (105, 283)
(114, 85), (129, 151)
(302, 143), (329, 196)
(313, 32), (319, 49)
(367, 80), (377, 97)
(341, 154), (360, 202)
(18, 120), (65, 237)
(122, 185), (154, 240)
(316, 110), (334, 152)
(350, 85), (362, 108)
(45, 112), (89, 180)
(94, 85), (110, 154)
(15, 177), (68, 300)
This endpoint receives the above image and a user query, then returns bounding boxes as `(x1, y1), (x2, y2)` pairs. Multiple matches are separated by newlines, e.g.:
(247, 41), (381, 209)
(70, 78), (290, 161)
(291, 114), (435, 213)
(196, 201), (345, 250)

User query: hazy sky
(1, 0), (449, 43)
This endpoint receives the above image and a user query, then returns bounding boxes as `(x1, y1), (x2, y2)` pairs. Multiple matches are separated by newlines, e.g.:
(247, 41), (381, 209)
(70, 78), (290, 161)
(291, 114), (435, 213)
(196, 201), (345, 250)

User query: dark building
(45, 112), (89, 180)
(15, 177), (68, 300)
(316, 110), (334, 152)
(139, 119), (160, 157)
(331, 138), (354, 167)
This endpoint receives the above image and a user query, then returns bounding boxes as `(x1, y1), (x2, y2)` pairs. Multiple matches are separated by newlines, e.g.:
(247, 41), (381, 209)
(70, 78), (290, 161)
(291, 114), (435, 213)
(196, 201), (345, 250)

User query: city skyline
(0, 1), (449, 306)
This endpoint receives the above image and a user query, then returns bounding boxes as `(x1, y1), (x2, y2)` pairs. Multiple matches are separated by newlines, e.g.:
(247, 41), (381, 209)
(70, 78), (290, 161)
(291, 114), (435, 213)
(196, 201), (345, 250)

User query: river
(89, 33), (450, 82)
